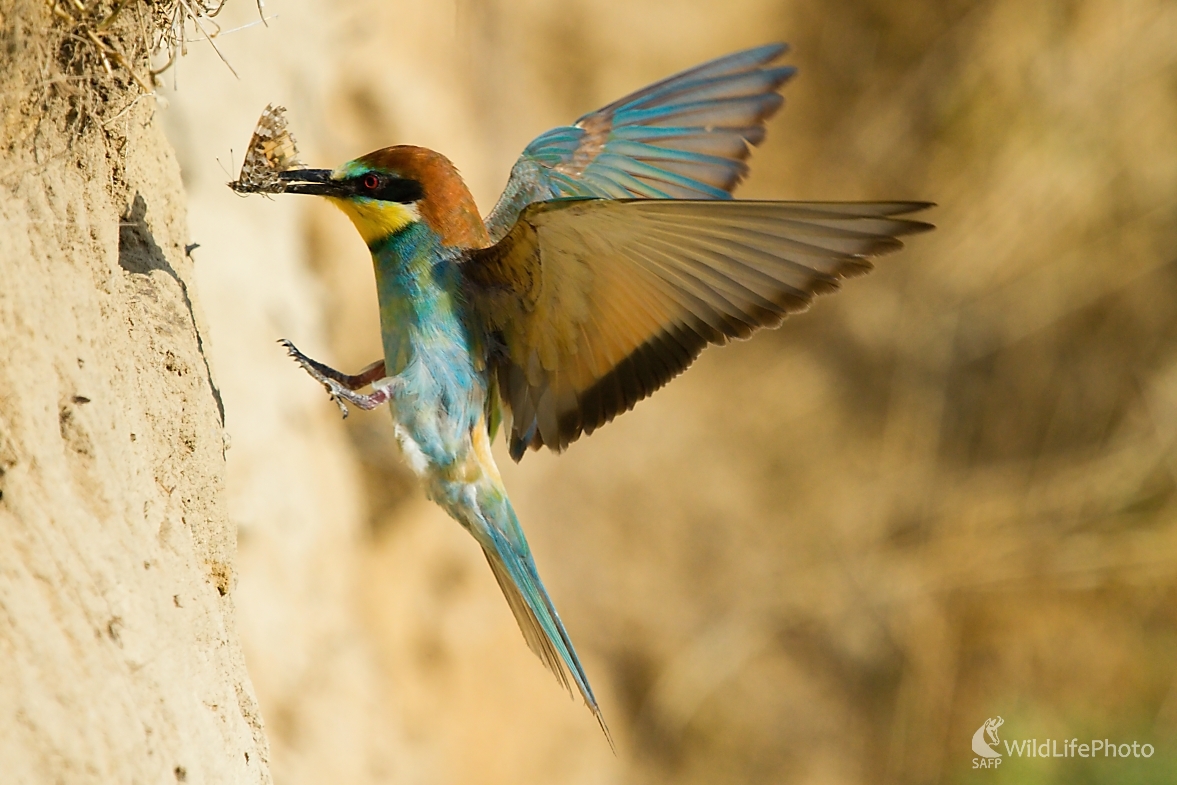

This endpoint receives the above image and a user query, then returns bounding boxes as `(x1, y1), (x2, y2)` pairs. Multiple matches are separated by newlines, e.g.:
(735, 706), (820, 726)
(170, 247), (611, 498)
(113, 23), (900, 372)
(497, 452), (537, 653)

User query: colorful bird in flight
(233, 43), (932, 736)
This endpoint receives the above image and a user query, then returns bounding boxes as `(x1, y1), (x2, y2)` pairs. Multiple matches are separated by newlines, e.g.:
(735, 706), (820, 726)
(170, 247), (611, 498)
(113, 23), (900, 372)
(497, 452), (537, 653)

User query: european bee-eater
(248, 43), (932, 734)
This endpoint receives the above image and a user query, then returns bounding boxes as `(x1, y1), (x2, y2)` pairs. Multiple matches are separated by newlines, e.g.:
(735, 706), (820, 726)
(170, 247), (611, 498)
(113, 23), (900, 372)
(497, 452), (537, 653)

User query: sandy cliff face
(0, 4), (269, 782)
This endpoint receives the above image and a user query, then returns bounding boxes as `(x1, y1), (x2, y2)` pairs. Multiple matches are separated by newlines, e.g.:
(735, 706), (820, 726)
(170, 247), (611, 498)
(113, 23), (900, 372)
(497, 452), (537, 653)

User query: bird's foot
(279, 339), (354, 417)
(279, 339), (393, 418)
(321, 379), (356, 419)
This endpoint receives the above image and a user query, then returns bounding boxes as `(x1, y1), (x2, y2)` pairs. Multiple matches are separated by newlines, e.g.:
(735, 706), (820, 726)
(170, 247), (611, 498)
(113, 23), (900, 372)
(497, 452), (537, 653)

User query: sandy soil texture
(0, 3), (269, 782)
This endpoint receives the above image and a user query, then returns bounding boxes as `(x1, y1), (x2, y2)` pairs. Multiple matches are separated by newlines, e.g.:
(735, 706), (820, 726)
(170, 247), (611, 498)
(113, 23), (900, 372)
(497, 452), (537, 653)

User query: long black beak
(278, 168), (338, 195)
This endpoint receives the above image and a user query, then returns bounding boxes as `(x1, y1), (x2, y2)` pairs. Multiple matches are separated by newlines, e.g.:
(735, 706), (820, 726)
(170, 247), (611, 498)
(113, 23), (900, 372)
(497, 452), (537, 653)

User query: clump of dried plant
(1, 0), (257, 149)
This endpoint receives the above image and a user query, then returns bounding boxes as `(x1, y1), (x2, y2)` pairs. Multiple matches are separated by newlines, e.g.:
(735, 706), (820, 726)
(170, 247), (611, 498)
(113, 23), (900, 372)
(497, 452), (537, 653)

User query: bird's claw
(279, 338), (352, 420)
(323, 381), (351, 420)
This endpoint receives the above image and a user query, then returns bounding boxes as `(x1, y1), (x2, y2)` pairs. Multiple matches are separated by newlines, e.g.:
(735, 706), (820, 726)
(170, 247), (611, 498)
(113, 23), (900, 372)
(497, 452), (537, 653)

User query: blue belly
(369, 223), (488, 475)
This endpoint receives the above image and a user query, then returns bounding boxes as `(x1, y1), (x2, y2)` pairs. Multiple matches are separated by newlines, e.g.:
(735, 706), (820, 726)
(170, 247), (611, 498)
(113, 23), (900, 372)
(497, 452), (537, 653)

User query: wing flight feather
(484, 44), (796, 242)
(463, 199), (934, 460)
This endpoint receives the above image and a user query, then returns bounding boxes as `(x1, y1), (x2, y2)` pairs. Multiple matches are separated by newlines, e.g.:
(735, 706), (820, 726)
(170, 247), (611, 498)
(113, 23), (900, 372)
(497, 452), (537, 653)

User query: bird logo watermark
(972, 717), (1004, 767)
(971, 716), (1157, 770)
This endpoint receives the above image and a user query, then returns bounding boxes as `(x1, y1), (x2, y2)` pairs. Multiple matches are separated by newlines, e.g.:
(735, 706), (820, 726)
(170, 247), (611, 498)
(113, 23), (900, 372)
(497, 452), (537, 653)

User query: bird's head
(280, 145), (488, 249)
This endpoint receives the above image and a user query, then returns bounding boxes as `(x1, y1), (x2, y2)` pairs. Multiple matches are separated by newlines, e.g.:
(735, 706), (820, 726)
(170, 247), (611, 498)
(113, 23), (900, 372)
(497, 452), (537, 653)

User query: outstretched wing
(484, 44), (795, 243)
(464, 199), (934, 461)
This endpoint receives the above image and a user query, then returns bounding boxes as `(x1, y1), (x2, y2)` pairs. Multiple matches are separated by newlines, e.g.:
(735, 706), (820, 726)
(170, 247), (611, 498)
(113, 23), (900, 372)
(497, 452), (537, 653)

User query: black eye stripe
(348, 174), (424, 204)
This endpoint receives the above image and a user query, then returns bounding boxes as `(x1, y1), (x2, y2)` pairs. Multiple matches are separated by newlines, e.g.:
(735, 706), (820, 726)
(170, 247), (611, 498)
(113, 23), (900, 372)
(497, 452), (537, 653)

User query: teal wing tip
(742, 41), (790, 61)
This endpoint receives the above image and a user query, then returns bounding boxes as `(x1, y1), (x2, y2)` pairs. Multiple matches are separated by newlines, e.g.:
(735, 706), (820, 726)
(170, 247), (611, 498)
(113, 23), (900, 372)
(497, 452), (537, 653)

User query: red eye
(362, 173), (380, 190)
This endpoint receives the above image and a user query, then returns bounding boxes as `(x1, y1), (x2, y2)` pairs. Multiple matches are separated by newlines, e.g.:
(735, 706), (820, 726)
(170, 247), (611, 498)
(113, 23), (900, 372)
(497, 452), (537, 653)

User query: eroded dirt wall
(0, 4), (270, 782)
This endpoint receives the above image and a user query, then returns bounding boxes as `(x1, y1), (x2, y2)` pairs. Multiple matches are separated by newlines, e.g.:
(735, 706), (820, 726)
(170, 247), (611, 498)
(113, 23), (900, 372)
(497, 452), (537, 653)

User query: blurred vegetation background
(161, 0), (1177, 783)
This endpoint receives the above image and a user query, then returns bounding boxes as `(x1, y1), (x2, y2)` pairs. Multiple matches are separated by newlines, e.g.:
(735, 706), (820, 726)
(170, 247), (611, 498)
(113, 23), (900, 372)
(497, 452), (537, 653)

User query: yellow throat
(329, 197), (420, 245)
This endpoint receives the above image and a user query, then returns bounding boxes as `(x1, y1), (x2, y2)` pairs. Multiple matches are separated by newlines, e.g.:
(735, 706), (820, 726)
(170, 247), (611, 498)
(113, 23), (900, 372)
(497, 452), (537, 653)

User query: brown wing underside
(464, 199), (934, 461)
